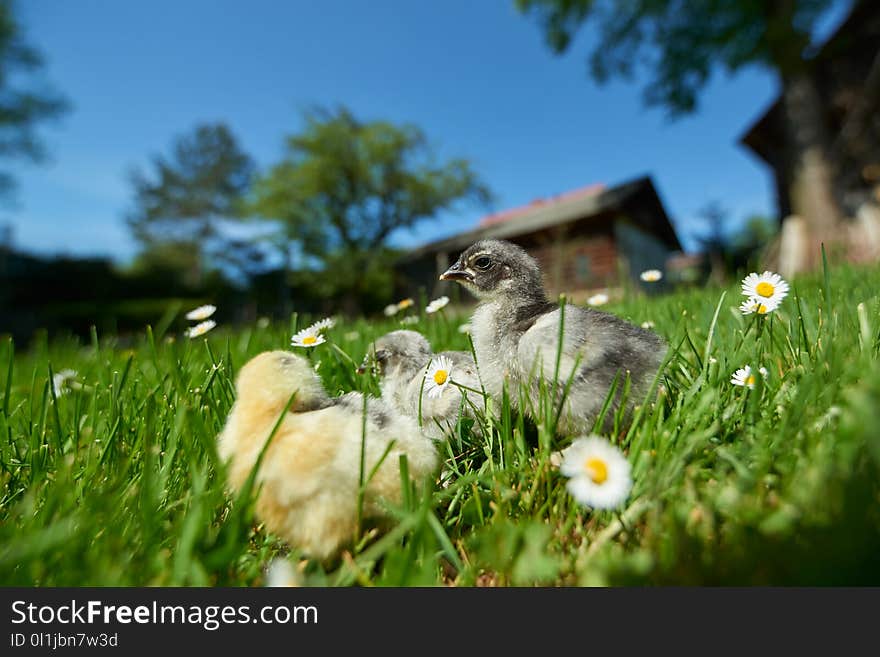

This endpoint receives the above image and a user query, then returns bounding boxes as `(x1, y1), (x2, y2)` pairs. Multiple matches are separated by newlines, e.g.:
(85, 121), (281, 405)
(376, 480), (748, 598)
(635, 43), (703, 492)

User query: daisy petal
(185, 304), (217, 321)
(291, 325), (326, 348)
(185, 320), (217, 338)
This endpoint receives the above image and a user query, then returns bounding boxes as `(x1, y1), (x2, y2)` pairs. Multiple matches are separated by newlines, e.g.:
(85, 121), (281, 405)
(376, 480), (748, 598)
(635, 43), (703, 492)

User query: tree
(0, 0), (68, 196)
(517, 0), (848, 270)
(126, 123), (255, 287)
(733, 214), (778, 254)
(693, 203), (779, 280)
(250, 106), (491, 312)
(693, 201), (732, 284)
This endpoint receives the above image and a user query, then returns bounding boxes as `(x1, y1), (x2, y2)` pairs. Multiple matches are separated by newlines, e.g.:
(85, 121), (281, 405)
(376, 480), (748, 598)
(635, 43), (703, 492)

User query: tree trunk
(185, 241), (204, 290)
(778, 70), (845, 274)
(339, 250), (370, 316)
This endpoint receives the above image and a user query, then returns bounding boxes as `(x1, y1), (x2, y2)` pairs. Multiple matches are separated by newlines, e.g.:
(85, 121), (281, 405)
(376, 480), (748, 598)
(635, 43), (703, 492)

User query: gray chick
(439, 239), (667, 434)
(364, 330), (480, 440)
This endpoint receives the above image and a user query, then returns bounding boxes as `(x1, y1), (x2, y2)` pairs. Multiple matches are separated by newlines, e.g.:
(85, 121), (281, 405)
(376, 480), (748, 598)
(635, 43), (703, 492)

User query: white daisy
(741, 271), (789, 307)
(587, 293), (609, 307)
(640, 269), (663, 283)
(425, 296), (450, 314)
(185, 320), (216, 338)
(185, 304), (217, 321)
(52, 369), (78, 397)
(739, 296), (780, 315)
(310, 317), (336, 331)
(424, 355), (454, 399)
(730, 365), (769, 389)
(559, 435), (632, 510)
(641, 321), (655, 329)
(399, 316), (419, 326)
(291, 325), (326, 348)
(256, 317), (271, 329)
(383, 304), (399, 317)
(264, 558), (300, 587)
(457, 323), (472, 334)
(397, 298), (415, 311)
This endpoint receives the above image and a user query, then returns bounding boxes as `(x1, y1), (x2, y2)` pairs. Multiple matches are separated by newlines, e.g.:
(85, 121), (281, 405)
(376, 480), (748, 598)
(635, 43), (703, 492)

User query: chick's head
(369, 330), (432, 377)
(235, 350), (329, 413)
(440, 239), (545, 301)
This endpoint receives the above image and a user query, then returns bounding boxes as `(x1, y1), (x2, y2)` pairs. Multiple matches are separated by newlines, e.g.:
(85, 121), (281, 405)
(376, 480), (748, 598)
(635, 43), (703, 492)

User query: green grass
(2, 263), (880, 586)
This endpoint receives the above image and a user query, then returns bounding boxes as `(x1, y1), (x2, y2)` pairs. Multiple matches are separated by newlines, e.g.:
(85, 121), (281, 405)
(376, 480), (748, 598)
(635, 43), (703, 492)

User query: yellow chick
(217, 350), (438, 561)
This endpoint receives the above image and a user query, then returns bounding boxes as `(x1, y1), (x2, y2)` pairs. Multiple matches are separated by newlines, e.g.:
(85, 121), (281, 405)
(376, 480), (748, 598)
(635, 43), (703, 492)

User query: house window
(575, 253), (591, 283)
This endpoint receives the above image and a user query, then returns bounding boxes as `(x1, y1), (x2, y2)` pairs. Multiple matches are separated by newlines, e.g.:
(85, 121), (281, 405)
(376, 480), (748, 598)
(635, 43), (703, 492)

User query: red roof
(478, 183), (606, 227)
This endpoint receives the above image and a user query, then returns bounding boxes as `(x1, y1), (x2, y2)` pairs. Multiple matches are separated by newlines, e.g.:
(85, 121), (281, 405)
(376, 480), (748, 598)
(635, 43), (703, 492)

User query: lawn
(2, 263), (880, 586)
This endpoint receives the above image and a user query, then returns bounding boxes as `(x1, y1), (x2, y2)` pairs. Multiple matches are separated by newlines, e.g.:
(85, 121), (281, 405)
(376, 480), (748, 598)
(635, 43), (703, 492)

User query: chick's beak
(440, 261), (474, 283)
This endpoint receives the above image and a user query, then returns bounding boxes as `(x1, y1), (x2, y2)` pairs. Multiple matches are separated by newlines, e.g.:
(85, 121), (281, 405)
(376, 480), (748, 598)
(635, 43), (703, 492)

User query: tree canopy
(250, 106), (491, 257)
(516, 0), (836, 116)
(0, 0), (68, 195)
(126, 123), (255, 285)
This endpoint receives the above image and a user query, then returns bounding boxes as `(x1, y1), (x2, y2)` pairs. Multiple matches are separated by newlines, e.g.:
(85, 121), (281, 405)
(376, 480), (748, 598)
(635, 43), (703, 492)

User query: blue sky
(6, 0), (852, 261)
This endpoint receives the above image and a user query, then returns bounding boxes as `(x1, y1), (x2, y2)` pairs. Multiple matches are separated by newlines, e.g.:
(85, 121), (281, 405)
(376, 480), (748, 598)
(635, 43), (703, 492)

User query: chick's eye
(473, 256), (493, 271)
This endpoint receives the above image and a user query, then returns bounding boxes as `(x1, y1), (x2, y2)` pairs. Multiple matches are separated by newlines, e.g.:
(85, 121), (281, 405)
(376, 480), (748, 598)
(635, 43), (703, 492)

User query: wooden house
(394, 176), (682, 302)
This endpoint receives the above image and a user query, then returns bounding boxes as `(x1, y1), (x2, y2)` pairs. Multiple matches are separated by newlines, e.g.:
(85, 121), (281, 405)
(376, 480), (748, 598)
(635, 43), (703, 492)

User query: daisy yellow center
(756, 303), (769, 314)
(302, 335), (317, 345)
(755, 282), (775, 297)
(584, 457), (608, 484)
(746, 375), (756, 386)
(433, 369), (448, 385)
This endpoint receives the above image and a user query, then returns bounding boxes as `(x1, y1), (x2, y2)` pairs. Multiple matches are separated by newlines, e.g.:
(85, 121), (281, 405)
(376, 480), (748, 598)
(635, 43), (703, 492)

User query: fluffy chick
(440, 239), (667, 433)
(365, 330), (480, 440)
(217, 350), (438, 561)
